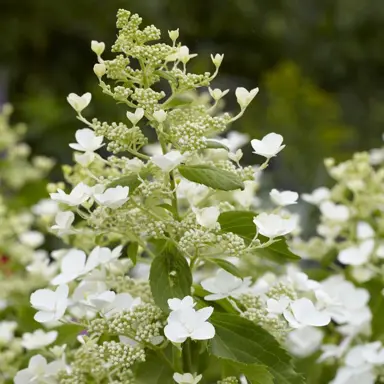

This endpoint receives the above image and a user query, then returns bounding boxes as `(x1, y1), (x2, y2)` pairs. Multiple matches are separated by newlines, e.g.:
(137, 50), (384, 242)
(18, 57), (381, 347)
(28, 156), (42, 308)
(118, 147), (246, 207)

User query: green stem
(183, 339), (193, 373)
(157, 349), (175, 371)
(173, 346), (183, 372)
(158, 136), (180, 220)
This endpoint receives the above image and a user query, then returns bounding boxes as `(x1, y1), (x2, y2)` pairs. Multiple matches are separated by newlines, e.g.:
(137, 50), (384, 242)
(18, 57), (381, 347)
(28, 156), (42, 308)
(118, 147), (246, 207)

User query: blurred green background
(1, 0), (383, 191)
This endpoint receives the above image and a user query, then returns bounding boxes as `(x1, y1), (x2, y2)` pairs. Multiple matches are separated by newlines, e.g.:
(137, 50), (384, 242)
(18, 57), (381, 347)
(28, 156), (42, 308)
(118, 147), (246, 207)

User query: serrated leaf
(222, 360), (274, 384)
(127, 242), (138, 265)
(218, 211), (300, 262)
(206, 258), (242, 277)
(149, 241), (192, 312)
(107, 174), (141, 192)
(210, 313), (304, 384)
(136, 352), (174, 384)
(178, 165), (245, 191)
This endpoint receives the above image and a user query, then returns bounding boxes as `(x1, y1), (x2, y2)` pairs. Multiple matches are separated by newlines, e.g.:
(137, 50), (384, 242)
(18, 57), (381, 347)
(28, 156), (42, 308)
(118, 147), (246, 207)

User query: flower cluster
(8, 9), (349, 384)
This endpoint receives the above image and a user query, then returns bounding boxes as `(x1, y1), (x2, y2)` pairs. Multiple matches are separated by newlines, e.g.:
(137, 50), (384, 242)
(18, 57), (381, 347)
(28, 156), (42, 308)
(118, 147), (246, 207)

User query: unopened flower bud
(168, 29), (179, 42)
(153, 109), (167, 123)
(93, 63), (106, 78)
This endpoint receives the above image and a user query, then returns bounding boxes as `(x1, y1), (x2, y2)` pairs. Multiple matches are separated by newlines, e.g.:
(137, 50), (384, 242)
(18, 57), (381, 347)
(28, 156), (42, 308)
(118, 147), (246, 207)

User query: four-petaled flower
(164, 299), (215, 343)
(253, 212), (296, 239)
(152, 151), (186, 172)
(270, 189), (299, 206)
(94, 186), (129, 208)
(30, 285), (69, 323)
(21, 329), (58, 350)
(251, 133), (285, 158)
(201, 269), (251, 301)
(50, 182), (91, 206)
(51, 211), (75, 236)
(283, 298), (331, 328)
(69, 128), (104, 153)
(193, 206), (220, 229)
(14, 354), (65, 384)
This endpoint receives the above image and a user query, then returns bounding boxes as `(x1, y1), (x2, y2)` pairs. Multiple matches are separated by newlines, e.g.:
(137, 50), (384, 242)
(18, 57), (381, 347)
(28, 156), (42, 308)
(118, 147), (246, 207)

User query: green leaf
(154, 70), (178, 84)
(206, 258), (242, 277)
(157, 203), (177, 216)
(218, 211), (256, 242)
(178, 165), (245, 191)
(107, 174), (141, 192)
(149, 241), (192, 312)
(210, 313), (304, 384)
(136, 352), (174, 384)
(205, 139), (230, 151)
(127, 242), (138, 265)
(218, 211), (300, 262)
(223, 360), (274, 384)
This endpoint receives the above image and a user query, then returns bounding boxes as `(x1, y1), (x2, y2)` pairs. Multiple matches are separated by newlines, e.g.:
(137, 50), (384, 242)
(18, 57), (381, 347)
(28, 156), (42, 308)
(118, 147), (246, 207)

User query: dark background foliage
(1, 0), (383, 190)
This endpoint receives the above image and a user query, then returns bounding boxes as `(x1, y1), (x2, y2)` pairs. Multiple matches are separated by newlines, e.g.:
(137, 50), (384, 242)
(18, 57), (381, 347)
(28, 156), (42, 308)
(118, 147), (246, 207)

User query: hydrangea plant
(10, 9), (383, 384)
(0, 104), (55, 382)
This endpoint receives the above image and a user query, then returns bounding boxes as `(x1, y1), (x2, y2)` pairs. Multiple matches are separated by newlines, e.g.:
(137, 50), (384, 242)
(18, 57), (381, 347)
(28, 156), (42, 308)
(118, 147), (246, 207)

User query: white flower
(286, 266), (320, 292)
(153, 109), (168, 123)
(94, 186), (129, 208)
(32, 199), (59, 216)
(167, 46), (197, 63)
(266, 296), (291, 316)
(211, 53), (224, 67)
(69, 128), (104, 153)
(251, 133), (285, 158)
(152, 151), (185, 172)
(74, 151), (95, 166)
(67, 92), (92, 113)
(0, 321), (17, 344)
(369, 148), (384, 165)
(173, 372), (203, 384)
(283, 298), (331, 328)
(253, 212), (296, 238)
(330, 366), (375, 384)
(168, 29), (179, 42)
(19, 231), (44, 248)
(208, 87), (229, 101)
(233, 180), (259, 209)
(51, 211), (75, 235)
(21, 330), (58, 350)
(93, 63), (106, 77)
(104, 293), (141, 318)
(30, 285), (69, 323)
(319, 275), (370, 324)
(320, 201), (350, 221)
(127, 108), (145, 125)
(26, 251), (57, 279)
(357, 222), (374, 240)
(228, 149), (243, 163)
(319, 337), (353, 363)
(87, 290), (116, 310)
(301, 187), (330, 205)
(50, 182), (91, 206)
(14, 354), (65, 384)
(193, 206), (220, 229)
(201, 269), (251, 301)
(235, 87), (259, 109)
(51, 246), (122, 285)
(270, 189), (299, 206)
(91, 40), (105, 56)
(177, 179), (209, 206)
(287, 326), (324, 357)
(221, 131), (249, 152)
(338, 239), (374, 266)
(168, 296), (196, 311)
(164, 306), (215, 343)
